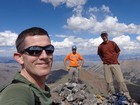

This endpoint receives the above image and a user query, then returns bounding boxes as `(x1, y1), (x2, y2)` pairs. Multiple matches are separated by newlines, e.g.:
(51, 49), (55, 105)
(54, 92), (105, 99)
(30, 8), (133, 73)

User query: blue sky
(0, 0), (140, 57)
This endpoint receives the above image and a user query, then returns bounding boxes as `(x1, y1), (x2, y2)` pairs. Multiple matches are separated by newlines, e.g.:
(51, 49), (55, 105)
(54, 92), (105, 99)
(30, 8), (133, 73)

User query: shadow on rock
(46, 69), (68, 84)
(127, 83), (140, 103)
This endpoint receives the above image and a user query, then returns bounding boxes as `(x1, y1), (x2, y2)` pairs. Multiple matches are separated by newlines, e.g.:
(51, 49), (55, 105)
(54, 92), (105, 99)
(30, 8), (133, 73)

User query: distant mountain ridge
(0, 54), (140, 63)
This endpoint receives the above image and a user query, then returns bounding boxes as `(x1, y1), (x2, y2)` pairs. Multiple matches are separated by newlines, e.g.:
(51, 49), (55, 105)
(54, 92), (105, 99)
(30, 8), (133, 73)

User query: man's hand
(78, 66), (82, 70)
(66, 66), (70, 71)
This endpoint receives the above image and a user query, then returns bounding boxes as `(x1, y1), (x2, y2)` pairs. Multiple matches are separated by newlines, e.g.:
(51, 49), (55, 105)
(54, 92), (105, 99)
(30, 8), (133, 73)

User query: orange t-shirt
(64, 52), (84, 67)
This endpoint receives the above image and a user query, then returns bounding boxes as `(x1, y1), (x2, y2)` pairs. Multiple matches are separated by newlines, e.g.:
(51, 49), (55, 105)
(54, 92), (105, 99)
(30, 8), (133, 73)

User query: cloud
(55, 34), (68, 38)
(66, 0), (87, 7)
(41, 0), (65, 7)
(88, 37), (102, 47)
(65, 16), (95, 31)
(1, 1), (140, 56)
(88, 5), (111, 14)
(0, 31), (17, 46)
(113, 35), (131, 45)
(72, 5), (83, 16)
(42, 1), (140, 55)
(136, 36), (140, 42)
(112, 35), (137, 50)
(101, 5), (111, 13)
(52, 35), (89, 48)
(64, 3), (140, 40)
(41, 1), (140, 38)
(52, 35), (101, 55)
(52, 37), (74, 48)
(41, 0), (87, 7)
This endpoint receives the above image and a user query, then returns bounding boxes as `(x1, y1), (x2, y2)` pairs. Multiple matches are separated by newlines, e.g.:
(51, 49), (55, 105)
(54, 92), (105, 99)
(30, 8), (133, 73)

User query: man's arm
(97, 46), (103, 61)
(81, 58), (84, 66)
(113, 42), (121, 58)
(64, 55), (70, 70)
(78, 54), (85, 70)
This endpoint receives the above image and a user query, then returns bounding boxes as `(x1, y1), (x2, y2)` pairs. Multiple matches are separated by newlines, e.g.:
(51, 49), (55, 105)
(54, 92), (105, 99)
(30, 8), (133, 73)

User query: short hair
(16, 27), (50, 52)
(101, 31), (108, 37)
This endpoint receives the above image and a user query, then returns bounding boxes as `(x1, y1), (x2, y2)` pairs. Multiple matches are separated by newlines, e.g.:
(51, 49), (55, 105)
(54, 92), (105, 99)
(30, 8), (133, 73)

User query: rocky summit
(51, 80), (138, 105)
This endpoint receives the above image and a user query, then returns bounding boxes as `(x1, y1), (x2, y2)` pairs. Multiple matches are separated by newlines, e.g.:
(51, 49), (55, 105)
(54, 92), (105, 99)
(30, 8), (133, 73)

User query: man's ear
(13, 52), (24, 64)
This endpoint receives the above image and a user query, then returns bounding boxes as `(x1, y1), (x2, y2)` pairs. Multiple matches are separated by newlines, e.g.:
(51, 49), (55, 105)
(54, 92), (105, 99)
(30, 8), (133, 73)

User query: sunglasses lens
(26, 46), (42, 56)
(23, 45), (54, 56)
(45, 45), (54, 54)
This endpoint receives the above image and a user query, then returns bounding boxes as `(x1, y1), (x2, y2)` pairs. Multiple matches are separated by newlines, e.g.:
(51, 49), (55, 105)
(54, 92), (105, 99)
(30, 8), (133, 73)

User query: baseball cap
(72, 45), (77, 49)
(101, 31), (108, 36)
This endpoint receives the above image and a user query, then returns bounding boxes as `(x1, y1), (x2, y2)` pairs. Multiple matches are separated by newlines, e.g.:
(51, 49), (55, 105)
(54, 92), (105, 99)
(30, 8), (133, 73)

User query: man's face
(72, 49), (76, 53)
(21, 35), (53, 77)
(101, 35), (108, 42)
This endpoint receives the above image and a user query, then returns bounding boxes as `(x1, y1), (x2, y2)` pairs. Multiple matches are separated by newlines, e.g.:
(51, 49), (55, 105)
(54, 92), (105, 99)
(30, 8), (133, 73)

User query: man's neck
(20, 70), (46, 90)
(72, 52), (76, 54)
(104, 40), (109, 43)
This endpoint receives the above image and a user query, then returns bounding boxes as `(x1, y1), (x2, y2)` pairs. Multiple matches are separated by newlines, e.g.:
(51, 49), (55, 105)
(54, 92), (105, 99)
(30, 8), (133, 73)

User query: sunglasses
(20, 45), (55, 56)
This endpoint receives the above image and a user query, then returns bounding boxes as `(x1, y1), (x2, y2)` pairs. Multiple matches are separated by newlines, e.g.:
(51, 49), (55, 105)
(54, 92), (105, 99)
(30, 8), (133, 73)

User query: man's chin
(40, 70), (51, 76)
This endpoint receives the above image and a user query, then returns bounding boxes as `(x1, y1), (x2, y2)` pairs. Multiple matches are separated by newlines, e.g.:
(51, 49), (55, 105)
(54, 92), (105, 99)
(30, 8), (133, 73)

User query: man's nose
(39, 50), (48, 58)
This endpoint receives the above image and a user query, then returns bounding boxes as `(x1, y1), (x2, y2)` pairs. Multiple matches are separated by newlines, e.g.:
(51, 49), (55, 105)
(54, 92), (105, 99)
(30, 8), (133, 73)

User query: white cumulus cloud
(112, 35), (138, 50)
(48, 2), (140, 55)
(136, 36), (140, 42)
(52, 37), (73, 48)
(65, 16), (95, 31)
(0, 31), (18, 46)
(41, 0), (87, 7)
(88, 37), (102, 47)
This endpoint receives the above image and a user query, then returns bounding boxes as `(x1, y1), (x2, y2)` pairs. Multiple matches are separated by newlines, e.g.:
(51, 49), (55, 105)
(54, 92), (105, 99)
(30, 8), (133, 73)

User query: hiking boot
(128, 98), (135, 103)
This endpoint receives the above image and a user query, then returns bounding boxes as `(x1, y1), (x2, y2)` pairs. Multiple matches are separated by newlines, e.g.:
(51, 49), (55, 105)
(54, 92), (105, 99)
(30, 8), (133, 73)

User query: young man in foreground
(0, 27), (54, 105)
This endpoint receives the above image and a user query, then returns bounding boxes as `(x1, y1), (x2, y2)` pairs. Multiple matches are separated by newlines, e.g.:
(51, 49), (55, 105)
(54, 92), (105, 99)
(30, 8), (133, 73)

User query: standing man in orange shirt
(64, 45), (84, 83)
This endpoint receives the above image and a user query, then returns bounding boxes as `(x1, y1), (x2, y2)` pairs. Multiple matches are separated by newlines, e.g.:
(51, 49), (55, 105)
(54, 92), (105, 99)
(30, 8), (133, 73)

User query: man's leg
(69, 67), (78, 82)
(104, 64), (115, 94)
(69, 68), (74, 82)
(111, 64), (131, 99)
(75, 68), (79, 83)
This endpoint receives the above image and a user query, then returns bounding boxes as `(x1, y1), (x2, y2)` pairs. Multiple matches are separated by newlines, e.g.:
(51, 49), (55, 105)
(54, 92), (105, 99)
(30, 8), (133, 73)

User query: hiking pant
(69, 67), (79, 82)
(103, 64), (131, 99)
